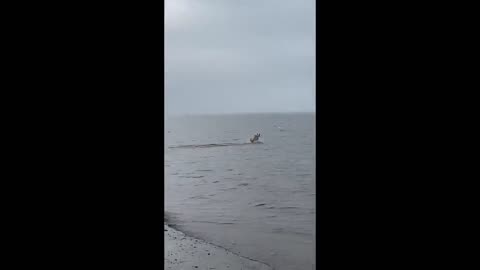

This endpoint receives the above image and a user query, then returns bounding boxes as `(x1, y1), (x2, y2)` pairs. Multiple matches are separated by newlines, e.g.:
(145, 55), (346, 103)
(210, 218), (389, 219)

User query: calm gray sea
(165, 113), (315, 270)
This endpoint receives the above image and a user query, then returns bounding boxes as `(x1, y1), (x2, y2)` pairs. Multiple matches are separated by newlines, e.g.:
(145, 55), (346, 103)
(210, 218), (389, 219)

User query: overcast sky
(165, 0), (315, 115)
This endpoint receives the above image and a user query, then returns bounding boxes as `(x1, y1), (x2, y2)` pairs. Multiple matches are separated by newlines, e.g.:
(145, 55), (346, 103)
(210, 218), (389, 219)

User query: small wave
(257, 205), (299, 210)
(220, 187), (237, 191)
(179, 175), (204, 179)
(168, 142), (263, 149)
(191, 220), (235, 225)
(272, 228), (285, 233)
(252, 202), (267, 207)
(189, 195), (209, 200)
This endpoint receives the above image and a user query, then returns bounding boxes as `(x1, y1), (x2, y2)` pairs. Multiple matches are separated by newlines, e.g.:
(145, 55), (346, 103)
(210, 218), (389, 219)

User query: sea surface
(165, 113), (315, 270)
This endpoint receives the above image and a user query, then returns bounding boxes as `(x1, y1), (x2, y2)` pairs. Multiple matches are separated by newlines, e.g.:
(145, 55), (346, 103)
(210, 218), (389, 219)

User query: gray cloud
(166, 0), (315, 115)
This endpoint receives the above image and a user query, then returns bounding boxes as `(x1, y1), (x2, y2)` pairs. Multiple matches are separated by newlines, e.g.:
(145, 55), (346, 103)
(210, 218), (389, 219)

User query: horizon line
(166, 111), (315, 117)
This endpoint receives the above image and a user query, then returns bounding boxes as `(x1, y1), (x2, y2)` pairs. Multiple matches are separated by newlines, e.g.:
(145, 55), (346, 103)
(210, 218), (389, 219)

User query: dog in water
(250, 133), (261, 143)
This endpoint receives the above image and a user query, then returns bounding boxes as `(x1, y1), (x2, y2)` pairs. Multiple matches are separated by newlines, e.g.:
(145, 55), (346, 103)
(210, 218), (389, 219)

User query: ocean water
(165, 113), (315, 270)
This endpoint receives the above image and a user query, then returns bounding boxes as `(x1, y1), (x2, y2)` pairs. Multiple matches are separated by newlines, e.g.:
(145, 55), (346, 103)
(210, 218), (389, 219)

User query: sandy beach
(165, 223), (272, 270)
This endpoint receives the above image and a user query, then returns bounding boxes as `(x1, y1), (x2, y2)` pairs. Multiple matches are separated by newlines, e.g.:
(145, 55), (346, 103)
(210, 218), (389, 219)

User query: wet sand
(165, 223), (272, 270)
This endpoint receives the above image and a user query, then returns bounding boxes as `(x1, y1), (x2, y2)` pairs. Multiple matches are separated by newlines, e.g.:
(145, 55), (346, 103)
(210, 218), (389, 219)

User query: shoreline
(164, 222), (272, 270)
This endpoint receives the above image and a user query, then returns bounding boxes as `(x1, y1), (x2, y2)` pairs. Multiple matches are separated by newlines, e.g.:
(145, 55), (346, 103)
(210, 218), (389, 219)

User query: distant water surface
(165, 113), (315, 270)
